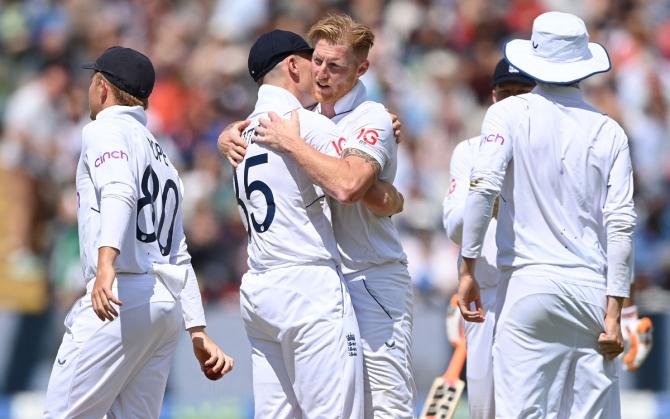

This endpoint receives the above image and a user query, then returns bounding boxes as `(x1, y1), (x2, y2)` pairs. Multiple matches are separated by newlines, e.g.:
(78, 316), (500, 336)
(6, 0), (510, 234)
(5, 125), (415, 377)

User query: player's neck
(265, 80), (303, 107)
(320, 103), (336, 118)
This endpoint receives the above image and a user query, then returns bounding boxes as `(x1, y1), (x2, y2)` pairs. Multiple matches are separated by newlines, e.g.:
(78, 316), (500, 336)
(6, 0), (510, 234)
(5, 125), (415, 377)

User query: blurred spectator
(1, 59), (70, 278)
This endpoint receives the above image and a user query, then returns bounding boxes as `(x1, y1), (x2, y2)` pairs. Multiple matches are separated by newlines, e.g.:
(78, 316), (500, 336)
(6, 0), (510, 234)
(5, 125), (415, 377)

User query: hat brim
(504, 40), (611, 85)
(491, 73), (536, 87)
(81, 63), (97, 70)
(294, 47), (314, 55)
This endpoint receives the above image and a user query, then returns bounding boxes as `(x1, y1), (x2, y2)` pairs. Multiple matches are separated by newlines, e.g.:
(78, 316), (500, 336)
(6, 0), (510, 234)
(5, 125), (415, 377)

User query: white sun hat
(504, 11), (611, 85)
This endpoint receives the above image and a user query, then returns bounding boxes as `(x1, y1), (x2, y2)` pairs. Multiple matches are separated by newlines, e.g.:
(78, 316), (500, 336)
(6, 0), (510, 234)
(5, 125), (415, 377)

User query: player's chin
(314, 85), (331, 101)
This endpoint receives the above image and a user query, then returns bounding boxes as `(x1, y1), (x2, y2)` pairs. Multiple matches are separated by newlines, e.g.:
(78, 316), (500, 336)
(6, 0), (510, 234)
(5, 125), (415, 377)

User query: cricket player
(254, 14), (416, 418)
(44, 47), (233, 419)
(458, 12), (635, 418)
(233, 29), (377, 419)
(443, 59), (535, 419)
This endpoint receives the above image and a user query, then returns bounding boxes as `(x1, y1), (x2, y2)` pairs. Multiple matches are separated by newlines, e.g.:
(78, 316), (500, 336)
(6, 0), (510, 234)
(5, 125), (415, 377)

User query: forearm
(97, 246), (119, 270)
(605, 295), (624, 321)
(362, 180), (402, 216)
(187, 325), (206, 337)
(460, 256), (477, 278)
(286, 136), (373, 203)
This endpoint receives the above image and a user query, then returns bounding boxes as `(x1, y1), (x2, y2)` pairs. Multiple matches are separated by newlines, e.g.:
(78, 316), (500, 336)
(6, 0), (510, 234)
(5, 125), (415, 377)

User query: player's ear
(287, 55), (299, 78)
(356, 59), (369, 78)
(99, 77), (110, 103)
(492, 88), (498, 104)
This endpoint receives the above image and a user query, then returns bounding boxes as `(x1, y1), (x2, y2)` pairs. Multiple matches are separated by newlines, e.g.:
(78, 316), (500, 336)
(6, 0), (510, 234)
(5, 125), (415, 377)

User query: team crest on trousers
(346, 333), (358, 357)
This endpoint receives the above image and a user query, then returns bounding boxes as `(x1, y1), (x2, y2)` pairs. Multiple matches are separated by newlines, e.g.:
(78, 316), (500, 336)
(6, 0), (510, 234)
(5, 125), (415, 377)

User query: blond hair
(308, 13), (375, 61)
(97, 72), (148, 109)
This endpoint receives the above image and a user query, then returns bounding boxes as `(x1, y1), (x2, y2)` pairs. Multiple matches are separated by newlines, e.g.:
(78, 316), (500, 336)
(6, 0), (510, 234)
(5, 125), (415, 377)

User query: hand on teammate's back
(387, 111), (402, 143)
(190, 327), (234, 381)
(255, 110), (301, 152)
(218, 120), (250, 167)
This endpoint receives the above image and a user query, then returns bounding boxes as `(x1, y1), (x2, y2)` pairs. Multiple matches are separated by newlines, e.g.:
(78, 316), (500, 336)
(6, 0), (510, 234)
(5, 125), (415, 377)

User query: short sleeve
(341, 105), (393, 170)
(300, 110), (342, 157)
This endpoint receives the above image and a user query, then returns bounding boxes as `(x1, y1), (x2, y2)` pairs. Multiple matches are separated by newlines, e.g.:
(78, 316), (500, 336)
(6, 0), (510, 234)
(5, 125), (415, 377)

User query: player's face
(492, 82), (534, 102)
(311, 39), (368, 105)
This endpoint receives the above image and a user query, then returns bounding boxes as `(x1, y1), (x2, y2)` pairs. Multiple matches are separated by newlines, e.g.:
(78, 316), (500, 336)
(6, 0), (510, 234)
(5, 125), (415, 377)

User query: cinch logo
(484, 133), (505, 145)
(357, 128), (379, 145)
(331, 137), (347, 156)
(95, 150), (129, 167)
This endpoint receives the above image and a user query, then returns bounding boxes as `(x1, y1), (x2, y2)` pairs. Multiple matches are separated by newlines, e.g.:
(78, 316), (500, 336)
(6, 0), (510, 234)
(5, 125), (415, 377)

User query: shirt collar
(534, 83), (584, 101)
(316, 80), (368, 119)
(252, 85), (302, 117)
(95, 105), (147, 126)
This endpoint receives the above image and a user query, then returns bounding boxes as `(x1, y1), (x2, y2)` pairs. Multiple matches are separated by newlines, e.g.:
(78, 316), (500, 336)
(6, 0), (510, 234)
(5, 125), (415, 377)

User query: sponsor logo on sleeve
(95, 149), (129, 167)
(483, 133), (505, 145)
(357, 128), (379, 145)
(330, 137), (347, 156)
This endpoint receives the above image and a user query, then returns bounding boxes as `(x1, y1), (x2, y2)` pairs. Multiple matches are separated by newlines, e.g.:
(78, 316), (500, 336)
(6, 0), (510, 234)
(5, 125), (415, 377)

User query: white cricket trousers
(493, 272), (621, 419)
(464, 286), (497, 419)
(344, 262), (416, 419)
(44, 274), (181, 419)
(240, 263), (364, 419)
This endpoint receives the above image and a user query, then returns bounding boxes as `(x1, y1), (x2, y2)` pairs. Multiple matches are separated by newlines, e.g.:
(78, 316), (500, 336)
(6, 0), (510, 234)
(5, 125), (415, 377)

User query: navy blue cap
(82, 46), (155, 99)
(248, 30), (313, 82)
(491, 58), (535, 87)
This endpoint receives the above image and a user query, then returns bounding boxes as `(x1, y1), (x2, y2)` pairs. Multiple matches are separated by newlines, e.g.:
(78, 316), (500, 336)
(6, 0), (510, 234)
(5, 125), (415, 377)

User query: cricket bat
(419, 340), (467, 419)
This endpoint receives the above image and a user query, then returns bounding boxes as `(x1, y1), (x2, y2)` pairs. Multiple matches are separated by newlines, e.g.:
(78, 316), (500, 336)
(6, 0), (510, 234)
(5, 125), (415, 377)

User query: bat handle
(444, 341), (466, 381)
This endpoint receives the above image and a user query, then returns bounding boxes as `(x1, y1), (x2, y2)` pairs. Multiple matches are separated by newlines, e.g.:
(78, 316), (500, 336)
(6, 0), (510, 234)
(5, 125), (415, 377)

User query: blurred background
(0, 0), (669, 418)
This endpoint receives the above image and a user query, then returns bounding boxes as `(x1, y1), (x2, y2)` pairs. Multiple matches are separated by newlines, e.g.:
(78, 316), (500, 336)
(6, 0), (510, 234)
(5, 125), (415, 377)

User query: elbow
(332, 182), (366, 204)
(446, 228), (462, 245)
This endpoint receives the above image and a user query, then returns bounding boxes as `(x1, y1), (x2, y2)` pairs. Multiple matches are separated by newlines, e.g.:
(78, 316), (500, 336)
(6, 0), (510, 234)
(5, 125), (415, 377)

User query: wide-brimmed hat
(504, 12), (611, 85)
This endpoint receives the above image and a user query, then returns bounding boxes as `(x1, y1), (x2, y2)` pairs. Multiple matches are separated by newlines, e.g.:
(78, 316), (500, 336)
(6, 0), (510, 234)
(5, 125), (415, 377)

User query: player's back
(492, 84), (634, 281)
(234, 85), (340, 272)
(77, 105), (188, 281)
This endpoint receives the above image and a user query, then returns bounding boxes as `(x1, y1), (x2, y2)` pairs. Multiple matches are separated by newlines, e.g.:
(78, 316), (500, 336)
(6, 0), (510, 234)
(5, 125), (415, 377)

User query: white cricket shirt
(443, 137), (498, 289)
(236, 85), (341, 273)
(77, 105), (205, 328)
(318, 81), (407, 274)
(461, 84), (636, 297)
